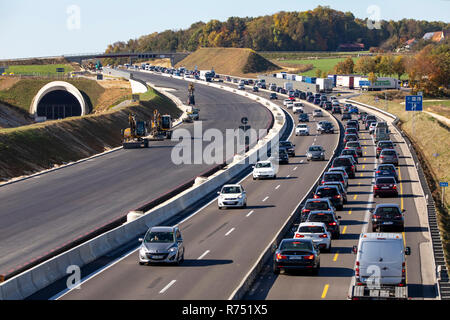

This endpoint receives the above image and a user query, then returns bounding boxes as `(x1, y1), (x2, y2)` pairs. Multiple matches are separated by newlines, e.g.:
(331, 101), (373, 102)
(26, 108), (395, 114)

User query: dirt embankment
(175, 47), (280, 77)
(0, 87), (181, 181)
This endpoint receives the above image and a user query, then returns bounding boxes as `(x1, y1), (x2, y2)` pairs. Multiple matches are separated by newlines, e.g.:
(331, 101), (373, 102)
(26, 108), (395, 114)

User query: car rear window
(324, 173), (343, 180)
(376, 178), (396, 184)
(379, 142), (393, 148)
(376, 206), (401, 216)
(360, 241), (403, 263)
(333, 158), (352, 167)
(382, 150), (396, 155)
(298, 226), (326, 233)
(305, 201), (329, 210)
(280, 241), (313, 251)
(316, 187), (338, 197)
(308, 214), (334, 222)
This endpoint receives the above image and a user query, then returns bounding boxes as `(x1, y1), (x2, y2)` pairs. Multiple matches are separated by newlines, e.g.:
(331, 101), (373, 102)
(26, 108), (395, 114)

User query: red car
(373, 177), (398, 197)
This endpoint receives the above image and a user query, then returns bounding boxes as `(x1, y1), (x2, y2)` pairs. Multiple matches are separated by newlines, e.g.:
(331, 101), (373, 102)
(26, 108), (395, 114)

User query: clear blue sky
(0, 0), (449, 59)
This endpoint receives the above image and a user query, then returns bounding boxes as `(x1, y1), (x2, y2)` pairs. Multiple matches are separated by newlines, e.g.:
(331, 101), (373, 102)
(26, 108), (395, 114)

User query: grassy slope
(5, 64), (74, 75)
(0, 86), (181, 180)
(0, 78), (105, 112)
(353, 92), (450, 265)
(281, 57), (359, 76)
(175, 48), (279, 77)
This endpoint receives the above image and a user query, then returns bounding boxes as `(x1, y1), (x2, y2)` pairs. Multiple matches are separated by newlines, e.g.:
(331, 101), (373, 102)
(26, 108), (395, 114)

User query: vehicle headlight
(321, 152), (324, 155)
(237, 195), (243, 199)
(169, 247), (178, 253)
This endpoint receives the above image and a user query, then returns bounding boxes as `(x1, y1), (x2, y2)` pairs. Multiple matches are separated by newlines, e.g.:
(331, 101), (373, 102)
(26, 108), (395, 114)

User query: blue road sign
(440, 182), (448, 187)
(359, 80), (370, 86)
(405, 95), (423, 111)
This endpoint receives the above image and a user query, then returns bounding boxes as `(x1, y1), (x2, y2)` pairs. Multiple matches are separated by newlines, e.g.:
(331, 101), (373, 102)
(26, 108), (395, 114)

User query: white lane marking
(197, 250), (210, 260)
(225, 228), (235, 236)
(246, 210), (254, 217)
(275, 185), (280, 190)
(293, 167), (298, 171)
(262, 196), (269, 202)
(159, 280), (176, 294)
(300, 160), (304, 163)
(287, 174), (291, 178)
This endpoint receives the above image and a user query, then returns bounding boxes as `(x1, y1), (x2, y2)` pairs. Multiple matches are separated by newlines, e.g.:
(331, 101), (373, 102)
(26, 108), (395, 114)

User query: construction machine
(149, 109), (173, 139)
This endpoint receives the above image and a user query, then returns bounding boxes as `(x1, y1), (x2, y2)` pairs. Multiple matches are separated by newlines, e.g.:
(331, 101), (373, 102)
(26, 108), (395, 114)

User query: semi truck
(199, 70), (214, 82)
(350, 233), (410, 300)
(316, 78), (333, 92)
(360, 77), (401, 90)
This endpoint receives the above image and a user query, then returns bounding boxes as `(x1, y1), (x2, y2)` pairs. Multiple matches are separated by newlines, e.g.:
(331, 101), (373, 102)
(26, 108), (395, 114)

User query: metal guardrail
(348, 99), (450, 299)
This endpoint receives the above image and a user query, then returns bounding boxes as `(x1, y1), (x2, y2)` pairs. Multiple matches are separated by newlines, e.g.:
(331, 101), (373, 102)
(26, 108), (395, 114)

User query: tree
(392, 55), (406, 79)
(355, 56), (376, 75)
(315, 68), (322, 78)
(334, 57), (354, 74)
(368, 72), (377, 85)
(378, 55), (395, 76)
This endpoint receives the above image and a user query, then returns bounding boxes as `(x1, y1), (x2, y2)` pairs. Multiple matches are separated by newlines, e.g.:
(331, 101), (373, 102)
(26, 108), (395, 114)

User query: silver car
(138, 226), (185, 265)
(306, 145), (325, 161)
(379, 149), (399, 166)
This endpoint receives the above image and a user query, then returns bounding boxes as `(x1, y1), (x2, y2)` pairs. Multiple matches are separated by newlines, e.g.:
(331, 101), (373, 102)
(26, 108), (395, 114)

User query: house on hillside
(396, 38), (417, 52)
(422, 30), (448, 43)
(337, 43), (365, 51)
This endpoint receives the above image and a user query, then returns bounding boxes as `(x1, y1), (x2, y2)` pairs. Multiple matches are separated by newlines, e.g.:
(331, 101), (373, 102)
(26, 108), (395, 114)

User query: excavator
(122, 111), (172, 149)
(184, 83), (200, 122)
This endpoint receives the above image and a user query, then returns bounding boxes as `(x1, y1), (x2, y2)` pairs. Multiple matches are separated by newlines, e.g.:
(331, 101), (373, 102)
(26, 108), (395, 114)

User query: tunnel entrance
(36, 90), (82, 120)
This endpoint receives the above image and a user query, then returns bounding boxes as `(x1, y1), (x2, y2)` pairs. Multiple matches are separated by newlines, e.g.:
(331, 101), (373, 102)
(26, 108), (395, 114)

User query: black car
(299, 92), (307, 100)
(273, 238), (320, 275)
(344, 127), (359, 137)
(343, 134), (359, 144)
(374, 164), (398, 182)
(371, 204), (405, 232)
(323, 181), (348, 204)
(340, 148), (359, 163)
(342, 113), (352, 121)
(301, 199), (335, 221)
(280, 141), (296, 156)
(314, 185), (344, 210)
(313, 98), (321, 105)
(373, 177), (398, 197)
(321, 171), (346, 187)
(252, 86), (259, 92)
(269, 93), (278, 100)
(280, 88), (287, 94)
(306, 211), (341, 239)
(331, 156), (356, 178)
(332, 106), (341, 114)
(298, 113), (309, 122)
(318, 121), (334, 134)
(307, 95), (314, 103)
(275, 148), (289, 164)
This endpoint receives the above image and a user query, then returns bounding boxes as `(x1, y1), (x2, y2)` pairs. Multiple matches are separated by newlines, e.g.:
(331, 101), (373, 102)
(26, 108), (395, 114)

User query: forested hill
(105, 6), (449, 54)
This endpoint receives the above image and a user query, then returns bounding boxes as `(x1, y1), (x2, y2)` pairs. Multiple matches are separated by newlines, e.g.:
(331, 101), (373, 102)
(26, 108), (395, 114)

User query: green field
(3, 64), (74, 75)
(282, 57), (359, 76)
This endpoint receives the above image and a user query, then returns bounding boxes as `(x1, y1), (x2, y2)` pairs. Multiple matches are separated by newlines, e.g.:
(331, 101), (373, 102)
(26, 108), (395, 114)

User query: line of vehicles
(134, 76), (411, 300)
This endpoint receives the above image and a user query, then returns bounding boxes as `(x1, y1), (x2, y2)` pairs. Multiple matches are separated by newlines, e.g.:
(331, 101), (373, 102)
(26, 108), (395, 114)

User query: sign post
(440, 182), (448, 205)
(405, 94), (423, 138)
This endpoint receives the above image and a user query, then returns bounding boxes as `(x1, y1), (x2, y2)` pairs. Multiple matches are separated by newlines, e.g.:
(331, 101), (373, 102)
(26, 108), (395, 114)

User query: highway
(45, 82), (342, 300)
(0, 73), (272, 276)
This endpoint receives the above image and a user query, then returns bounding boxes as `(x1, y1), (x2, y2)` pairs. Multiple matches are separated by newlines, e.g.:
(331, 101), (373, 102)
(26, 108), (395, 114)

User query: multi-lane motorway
(0, 73), (272, 276)
(14, 72), (436, 300)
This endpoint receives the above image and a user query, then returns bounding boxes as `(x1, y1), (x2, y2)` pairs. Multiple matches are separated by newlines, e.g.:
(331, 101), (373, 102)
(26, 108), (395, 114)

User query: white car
(252, 160), (277, 180)
(218, 184), (247, 209)
(286, 101), (294, 109)
(292, 102), (304, 114)
(295, 124), (309, 136)
(283, 99), (291, 106)
(369, 122), (377, 135)
(294, 222), (331, 252)
(313, 109), (323, 117)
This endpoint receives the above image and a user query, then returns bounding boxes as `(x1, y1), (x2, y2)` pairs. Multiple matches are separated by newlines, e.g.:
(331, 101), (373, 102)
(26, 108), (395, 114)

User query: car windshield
(256, 162), (271, 168)
(298, 124), (307, 128)
(298, 226), (326, 233)
(316, 187), (338, 197)
(145, 231), (174, 243)
(305, 201), (329, 210)
(309, 146), (322, 152)
(280, 240), (313, 251)
(323, 123), (332, 128)
(280, 142), (292, 147)
(376, 178), (396, 184)
(222, 186), (241, 193)
(308, 214), (334, 223)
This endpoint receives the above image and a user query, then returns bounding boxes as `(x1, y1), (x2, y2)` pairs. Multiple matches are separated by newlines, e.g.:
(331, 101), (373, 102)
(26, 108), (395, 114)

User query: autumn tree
(334, 57), (354, 74)
(392, 55), (406, 79)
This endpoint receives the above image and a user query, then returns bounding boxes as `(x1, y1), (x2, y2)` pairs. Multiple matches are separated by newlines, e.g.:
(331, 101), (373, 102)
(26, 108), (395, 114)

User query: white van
(350, 233), (410, 299)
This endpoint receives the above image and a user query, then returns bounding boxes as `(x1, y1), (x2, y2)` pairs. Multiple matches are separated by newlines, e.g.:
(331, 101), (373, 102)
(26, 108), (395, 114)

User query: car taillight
(380, 156), (384, 159)
(319, 234), (328, 238)
(334, 195), (341, 198)
(341, 180), (345, 184)
(376, 171), (381, 174)
(295, 234), (304, 238)
(304, 254), (314, 260)
(373, 214), (381, 219)
(314, 195), (320, 199)
(355, 261), (360, 276)
(302, 209), (310, 213)
(329, 222), (337, 226)
(276, 253), (287, 260)
(374, 185), (380, 190)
